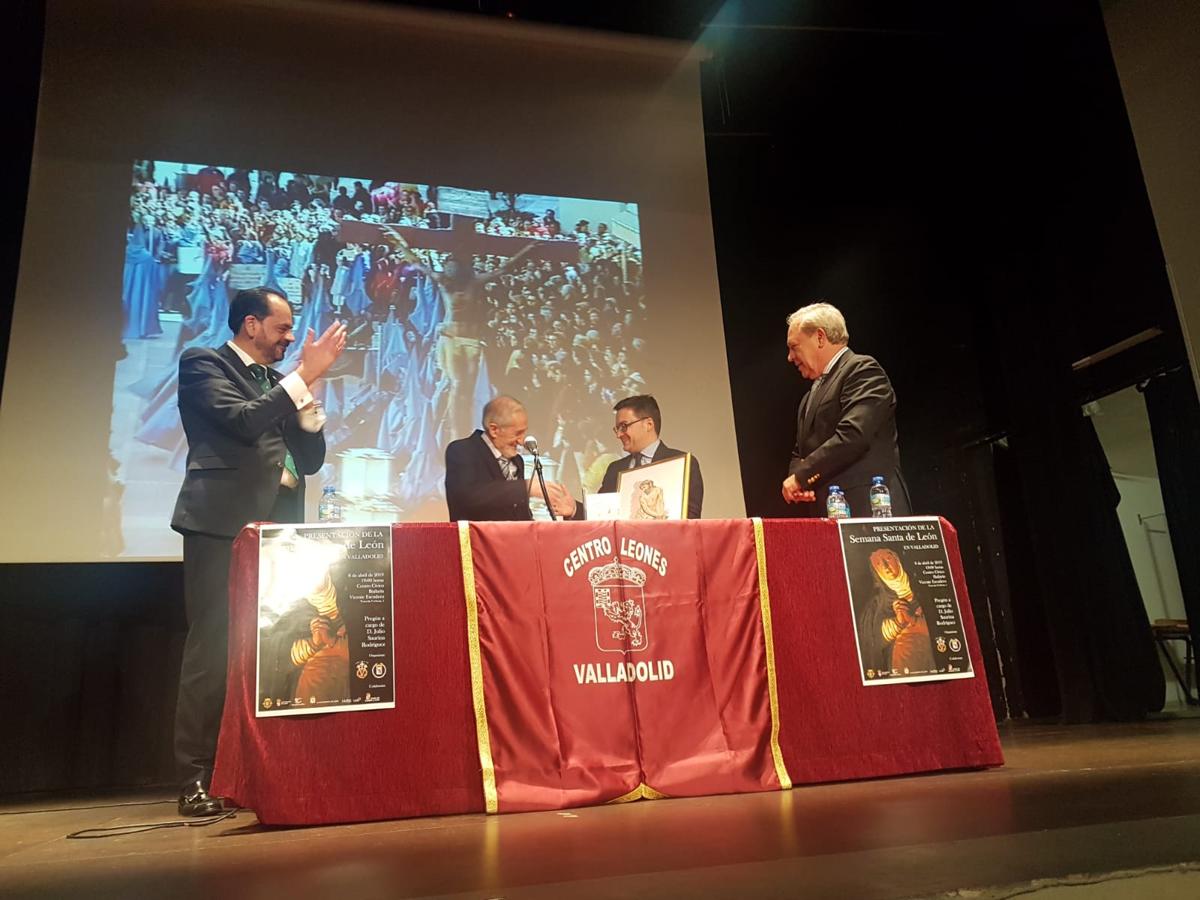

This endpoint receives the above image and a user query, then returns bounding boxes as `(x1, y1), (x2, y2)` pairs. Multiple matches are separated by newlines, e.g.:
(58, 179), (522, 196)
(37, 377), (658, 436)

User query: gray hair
(482, 395), (525, 428)
(786, 301), (849, 345)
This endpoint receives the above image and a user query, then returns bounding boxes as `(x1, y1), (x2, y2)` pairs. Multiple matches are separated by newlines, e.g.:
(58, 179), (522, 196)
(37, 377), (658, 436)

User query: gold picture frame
(615, 454), (692, 521)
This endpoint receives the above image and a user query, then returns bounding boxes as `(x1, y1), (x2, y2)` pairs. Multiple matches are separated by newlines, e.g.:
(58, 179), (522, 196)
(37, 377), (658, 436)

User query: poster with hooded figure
(256, 524), (394, 716)
(838, 517), (974, 685)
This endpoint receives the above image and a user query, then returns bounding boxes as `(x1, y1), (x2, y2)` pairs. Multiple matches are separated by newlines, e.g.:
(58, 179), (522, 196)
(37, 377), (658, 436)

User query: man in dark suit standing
(171, 287), (347, 816)
(445, 395), (581, 521)
(599, 395), (704, 519)
(782, 302), (911, 518)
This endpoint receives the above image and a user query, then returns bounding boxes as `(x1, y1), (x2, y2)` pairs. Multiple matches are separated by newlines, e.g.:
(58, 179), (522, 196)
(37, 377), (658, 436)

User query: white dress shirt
(481, 431), (518, 480)
(628, 438), (661, 468)
(226, 341), (326, 487)
(225, 341), (325, 433)
(815, 346), (851, 383)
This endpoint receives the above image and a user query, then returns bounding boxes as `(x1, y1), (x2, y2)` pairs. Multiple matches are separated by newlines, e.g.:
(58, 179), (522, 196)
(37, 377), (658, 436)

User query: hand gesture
(781, 474), (815, 504)
(309, 617), (335, 650)
(297, 320), (347, 384)
(545, 481), (577, 518)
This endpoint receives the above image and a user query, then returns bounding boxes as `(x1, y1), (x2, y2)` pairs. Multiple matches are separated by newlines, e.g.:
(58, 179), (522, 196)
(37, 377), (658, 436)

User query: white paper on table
(584, 492), (620, 521)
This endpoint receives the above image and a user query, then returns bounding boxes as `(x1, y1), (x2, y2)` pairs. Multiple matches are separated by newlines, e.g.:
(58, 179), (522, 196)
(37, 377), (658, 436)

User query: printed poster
(838, 517), (974, 685)
(256, 524), (394, 716)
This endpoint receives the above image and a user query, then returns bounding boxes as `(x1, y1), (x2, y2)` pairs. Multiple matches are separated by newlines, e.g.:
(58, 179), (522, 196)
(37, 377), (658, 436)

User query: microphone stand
(528, 445), (557, 521)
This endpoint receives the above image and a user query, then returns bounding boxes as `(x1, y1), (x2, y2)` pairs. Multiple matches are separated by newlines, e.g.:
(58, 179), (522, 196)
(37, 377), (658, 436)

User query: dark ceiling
(375, 0), (964, 43)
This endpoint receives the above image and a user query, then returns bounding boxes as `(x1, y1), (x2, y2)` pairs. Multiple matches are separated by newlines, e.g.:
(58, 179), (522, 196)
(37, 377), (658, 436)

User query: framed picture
(616, 454), (692, 521)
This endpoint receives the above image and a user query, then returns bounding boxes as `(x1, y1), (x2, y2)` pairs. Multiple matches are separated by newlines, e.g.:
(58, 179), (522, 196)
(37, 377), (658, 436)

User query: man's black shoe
(178, 781), (224, 817)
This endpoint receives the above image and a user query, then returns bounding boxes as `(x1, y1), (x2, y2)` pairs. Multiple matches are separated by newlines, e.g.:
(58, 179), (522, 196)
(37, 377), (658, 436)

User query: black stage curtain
(1080, 414), (1166, 717)
(1142, 369), (1200, 651)
(0, 562), (183, 795)
(1009, 407), (1164, 721)
(983, 223), (1166, 720)
(968, 0), (1170, 722)
(992, 442), (1060, 718)
(999, 408), (1165, 720)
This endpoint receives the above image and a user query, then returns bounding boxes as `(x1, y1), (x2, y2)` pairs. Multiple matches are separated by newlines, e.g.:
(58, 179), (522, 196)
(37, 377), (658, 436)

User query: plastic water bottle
(317, 485), (342, 522)
(870, 476), (893, 518)
(826, 485), (850, 519)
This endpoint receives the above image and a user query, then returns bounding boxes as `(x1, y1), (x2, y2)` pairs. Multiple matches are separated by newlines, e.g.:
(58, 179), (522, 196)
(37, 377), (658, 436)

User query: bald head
(482, 395), (525, 429)
(482, 395), (528, 459)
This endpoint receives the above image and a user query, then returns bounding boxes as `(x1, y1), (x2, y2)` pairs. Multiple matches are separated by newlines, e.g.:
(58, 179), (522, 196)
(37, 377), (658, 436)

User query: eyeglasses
(613, 416), (651, 435)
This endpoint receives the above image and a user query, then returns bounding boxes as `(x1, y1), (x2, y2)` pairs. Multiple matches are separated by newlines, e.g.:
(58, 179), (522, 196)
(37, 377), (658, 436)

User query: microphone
(523, 436), (556, 521)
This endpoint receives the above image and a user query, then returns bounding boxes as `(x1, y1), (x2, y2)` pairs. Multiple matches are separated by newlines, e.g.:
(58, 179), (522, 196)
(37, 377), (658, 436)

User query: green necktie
(248, 364), (299, 482)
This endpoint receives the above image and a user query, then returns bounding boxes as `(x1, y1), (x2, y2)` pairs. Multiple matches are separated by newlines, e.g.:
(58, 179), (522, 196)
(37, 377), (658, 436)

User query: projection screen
(0, 0), (743, 562)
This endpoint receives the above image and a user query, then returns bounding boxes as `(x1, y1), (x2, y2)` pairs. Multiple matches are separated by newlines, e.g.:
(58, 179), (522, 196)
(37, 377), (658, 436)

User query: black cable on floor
(65, 807), (243, 839)
(1, 799), (176, 816)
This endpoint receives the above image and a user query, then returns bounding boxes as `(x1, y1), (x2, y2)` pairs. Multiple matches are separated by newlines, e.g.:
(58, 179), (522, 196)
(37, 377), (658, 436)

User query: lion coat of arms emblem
(588, 558), (649, 653)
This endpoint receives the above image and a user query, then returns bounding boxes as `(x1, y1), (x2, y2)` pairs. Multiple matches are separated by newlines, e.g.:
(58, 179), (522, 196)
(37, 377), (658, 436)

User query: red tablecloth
(212, 519), (1002, 825)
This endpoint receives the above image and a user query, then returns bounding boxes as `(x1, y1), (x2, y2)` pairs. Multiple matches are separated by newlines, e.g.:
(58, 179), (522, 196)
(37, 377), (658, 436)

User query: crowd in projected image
(110, 160), (649, 556)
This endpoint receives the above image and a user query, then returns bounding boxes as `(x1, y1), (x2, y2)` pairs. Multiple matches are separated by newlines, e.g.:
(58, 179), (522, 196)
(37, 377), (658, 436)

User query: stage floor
(1, 718), (1199, 899)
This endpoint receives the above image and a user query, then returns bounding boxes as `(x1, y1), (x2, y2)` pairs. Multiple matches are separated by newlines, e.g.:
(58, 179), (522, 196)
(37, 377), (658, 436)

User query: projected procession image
(113, 160), (647, 557)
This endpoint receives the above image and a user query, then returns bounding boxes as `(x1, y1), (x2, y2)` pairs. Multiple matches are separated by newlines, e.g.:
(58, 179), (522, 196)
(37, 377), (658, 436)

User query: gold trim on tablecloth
(458, 521), (499, 813)
(752, 516), (793, 790)
(607, 782), (669, 804)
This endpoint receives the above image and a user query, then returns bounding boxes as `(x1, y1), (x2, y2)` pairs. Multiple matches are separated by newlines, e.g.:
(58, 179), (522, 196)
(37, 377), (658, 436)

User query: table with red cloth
(212, 518), (1003, 825)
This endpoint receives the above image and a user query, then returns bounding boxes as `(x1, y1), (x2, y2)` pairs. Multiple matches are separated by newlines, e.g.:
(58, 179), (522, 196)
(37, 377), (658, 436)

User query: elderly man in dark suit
(171, 287), (346, 816)
(445, 395), (582, 521)
(782, 301), (911, 518)
(598, 394), (704, 519)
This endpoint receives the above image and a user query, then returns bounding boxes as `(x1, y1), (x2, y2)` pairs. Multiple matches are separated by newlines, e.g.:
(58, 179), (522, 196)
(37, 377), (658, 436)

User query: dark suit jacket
(790, 349), (911, 518)
(598, 441), (704, 519)
(171, 344), (326, 538)
(445, 430), (586, 522)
